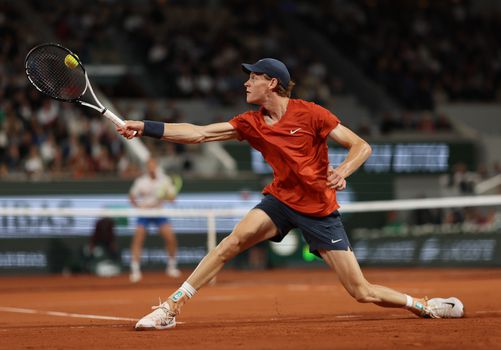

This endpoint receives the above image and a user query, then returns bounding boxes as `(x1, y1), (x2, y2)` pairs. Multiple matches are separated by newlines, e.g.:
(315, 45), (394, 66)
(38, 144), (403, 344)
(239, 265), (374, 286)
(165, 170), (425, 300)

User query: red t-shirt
(229, 99), (340, 216)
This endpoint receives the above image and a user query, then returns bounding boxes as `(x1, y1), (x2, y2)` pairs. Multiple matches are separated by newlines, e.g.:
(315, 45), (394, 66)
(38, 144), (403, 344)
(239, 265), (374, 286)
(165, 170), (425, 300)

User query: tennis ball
(64, 54), (79, 69)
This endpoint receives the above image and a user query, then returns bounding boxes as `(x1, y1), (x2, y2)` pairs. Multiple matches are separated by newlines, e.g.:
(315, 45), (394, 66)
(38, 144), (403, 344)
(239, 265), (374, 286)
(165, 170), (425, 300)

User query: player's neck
(261, 96), (289, 121)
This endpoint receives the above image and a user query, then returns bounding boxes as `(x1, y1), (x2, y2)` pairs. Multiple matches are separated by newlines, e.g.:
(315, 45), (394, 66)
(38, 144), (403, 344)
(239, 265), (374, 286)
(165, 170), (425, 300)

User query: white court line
(3, 305), (498, 326)
(0, 306), (186, 325)
(474, 310), (501, 314)
(0, 306), (137, 322)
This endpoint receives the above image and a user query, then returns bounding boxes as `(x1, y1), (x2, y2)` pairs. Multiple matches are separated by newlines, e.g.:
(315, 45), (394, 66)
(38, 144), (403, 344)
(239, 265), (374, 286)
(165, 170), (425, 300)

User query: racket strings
(26, 46), (87, 101)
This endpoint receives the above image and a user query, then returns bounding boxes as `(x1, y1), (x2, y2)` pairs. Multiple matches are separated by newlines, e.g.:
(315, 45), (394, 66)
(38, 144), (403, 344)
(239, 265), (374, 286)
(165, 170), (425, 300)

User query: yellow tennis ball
(64, 54), (79, 69)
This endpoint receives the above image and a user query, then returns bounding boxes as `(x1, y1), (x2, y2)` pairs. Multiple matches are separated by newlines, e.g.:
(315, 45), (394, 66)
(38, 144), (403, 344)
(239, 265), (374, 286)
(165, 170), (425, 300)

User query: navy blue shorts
(137, 217), (169, 228)
(254, 194), (352, 257)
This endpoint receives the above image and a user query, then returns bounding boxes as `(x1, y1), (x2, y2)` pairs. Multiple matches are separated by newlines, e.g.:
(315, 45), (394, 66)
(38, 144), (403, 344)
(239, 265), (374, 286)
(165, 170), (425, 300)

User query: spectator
(435, 113), (453, 131)
(379, 112), (401, 135)
(442, 162), (480, 195)
(83, 217), (121, 277)
(24, 145), (44, 179)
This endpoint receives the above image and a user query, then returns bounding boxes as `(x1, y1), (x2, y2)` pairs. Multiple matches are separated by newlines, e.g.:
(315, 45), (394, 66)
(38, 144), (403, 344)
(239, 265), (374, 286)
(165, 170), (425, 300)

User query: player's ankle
(168, 282), (197, 314)
(405, 295), (428, 315)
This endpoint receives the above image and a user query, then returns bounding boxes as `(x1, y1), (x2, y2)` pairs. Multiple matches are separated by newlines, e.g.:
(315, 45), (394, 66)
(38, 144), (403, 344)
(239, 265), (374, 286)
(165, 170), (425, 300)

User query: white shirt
(130, 170), (176, 208)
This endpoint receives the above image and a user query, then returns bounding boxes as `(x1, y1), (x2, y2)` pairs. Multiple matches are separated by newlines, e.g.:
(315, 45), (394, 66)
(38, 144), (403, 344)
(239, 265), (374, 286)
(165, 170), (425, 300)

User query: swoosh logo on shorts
(331, 239), (342, 244)
(290, 128), (302, 134)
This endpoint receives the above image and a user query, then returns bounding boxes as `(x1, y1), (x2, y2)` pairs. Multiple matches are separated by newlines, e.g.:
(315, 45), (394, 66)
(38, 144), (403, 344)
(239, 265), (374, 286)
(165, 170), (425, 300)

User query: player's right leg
(134, 208), (278, 330)
(130, 224), (147, 283)
(320, 249), (464, 318)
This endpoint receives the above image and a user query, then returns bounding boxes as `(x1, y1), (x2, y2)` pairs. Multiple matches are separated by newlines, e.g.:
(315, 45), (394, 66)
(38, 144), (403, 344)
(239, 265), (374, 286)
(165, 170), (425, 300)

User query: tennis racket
(25, 43), (129, 130)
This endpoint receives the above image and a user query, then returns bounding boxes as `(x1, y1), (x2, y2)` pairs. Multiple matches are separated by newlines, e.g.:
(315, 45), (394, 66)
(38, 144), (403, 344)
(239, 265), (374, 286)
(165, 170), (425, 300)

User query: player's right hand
(117, 121), (144, 139)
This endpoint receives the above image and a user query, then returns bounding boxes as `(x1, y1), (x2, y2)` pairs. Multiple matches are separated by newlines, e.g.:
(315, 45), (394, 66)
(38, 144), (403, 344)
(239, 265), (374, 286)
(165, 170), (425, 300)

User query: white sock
(171, 282), (197, 303)
(179, 281), (197, 299)
(405, 294), (414, 308)
(168, 258), (177, 270)
(131, 261), (140, 273)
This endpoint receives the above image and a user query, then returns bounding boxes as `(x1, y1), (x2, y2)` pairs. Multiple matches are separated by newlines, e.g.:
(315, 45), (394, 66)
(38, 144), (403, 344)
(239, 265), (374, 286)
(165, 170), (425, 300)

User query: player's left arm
(326, 124), (372, 190)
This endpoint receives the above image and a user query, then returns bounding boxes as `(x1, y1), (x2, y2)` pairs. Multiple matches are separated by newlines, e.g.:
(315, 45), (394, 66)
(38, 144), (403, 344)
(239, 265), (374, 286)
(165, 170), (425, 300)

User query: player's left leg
(319, 249), (464, 318)
(134, 208), (278, 330)
(158, 222), (180, 277)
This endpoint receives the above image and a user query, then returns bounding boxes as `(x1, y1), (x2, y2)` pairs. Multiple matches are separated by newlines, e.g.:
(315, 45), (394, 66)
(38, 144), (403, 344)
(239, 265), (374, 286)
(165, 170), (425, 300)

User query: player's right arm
(117, 121), (238, 144)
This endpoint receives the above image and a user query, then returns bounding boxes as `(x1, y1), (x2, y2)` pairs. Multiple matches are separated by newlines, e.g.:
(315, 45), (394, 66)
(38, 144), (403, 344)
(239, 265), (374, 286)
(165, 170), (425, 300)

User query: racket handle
(103, 109), (126, 127)
(103, 109), (137, 136)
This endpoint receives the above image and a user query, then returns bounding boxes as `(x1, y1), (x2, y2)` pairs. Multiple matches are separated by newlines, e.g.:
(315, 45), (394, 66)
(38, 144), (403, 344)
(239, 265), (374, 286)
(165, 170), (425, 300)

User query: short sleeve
(228, 111), (256, 141)
(312, 103), (340, 139)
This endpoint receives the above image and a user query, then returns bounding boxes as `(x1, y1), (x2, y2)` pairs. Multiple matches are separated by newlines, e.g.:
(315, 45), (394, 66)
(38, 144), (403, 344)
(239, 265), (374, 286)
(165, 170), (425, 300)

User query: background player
(118, 58), (464, 329)
(129, 158), (180, 282)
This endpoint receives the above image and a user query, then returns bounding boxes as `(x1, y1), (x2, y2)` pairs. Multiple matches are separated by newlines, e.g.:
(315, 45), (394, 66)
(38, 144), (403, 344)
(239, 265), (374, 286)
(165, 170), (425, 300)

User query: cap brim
(242, 63), (263, 74)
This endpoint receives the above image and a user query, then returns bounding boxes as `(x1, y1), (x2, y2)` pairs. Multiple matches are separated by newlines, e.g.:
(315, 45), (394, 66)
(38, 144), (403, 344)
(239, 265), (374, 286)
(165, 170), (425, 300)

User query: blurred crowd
(1, 1), (499, 180)
(441, 161), (501, 196)
(1, 1), (343, 179)
(28, 0), (345, 105)
(0, 3), (135, 180)
(357, 110), (453, 136)
(382, 204), (499, 236)
(296, 0), (501, 110)
(406, 161), (501, 229)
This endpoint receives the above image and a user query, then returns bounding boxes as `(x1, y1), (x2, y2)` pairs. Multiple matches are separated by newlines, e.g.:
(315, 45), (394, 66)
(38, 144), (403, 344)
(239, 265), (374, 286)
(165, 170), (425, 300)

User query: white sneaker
(129, 270), (142, 283)
(425, 297), (464, 318)
(135, 301), (176, 330)
(166, 267), (181, 278)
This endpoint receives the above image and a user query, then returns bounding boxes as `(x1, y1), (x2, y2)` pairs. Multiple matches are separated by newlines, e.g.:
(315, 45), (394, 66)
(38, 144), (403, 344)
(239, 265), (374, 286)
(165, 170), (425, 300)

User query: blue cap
(242, 58), (290, 88)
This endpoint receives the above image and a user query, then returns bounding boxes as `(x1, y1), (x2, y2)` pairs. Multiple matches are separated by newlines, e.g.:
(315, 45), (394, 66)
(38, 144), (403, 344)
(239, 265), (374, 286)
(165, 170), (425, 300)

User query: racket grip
(103, 109), (126, 127)
(103, 109), (137, 136)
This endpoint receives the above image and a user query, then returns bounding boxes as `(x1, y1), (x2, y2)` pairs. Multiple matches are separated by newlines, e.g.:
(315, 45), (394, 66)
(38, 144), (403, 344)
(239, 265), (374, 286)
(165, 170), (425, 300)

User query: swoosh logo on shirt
(290, 128), (302, 134)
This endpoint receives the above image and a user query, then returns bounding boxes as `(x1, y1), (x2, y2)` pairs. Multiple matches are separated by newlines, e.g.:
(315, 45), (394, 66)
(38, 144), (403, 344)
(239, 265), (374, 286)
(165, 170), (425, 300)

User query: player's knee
(349, 284), (373, 303)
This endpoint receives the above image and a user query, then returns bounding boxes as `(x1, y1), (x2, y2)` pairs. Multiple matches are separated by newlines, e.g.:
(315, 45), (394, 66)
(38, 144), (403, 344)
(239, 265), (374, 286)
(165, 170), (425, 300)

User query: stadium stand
(295, 0), (501, 109)
(1, 0), (500, 181)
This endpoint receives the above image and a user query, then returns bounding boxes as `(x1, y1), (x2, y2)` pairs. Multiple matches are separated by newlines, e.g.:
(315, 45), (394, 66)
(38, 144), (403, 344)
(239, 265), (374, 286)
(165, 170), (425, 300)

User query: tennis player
(117, 58), (464, 329)
(128, 158), (180, 282)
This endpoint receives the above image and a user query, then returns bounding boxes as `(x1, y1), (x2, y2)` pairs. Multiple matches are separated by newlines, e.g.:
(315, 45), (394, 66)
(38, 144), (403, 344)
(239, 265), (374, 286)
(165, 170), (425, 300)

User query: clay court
(1, 267), (500, 349)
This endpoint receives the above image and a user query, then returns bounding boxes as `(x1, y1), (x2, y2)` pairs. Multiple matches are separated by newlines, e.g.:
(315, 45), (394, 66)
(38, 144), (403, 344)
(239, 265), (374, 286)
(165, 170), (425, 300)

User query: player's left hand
(327, 166), (346, 191)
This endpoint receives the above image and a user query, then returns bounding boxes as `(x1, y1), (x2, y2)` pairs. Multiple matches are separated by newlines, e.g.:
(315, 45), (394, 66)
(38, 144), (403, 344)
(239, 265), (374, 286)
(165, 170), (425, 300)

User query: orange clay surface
(1, 268), (500, 349)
